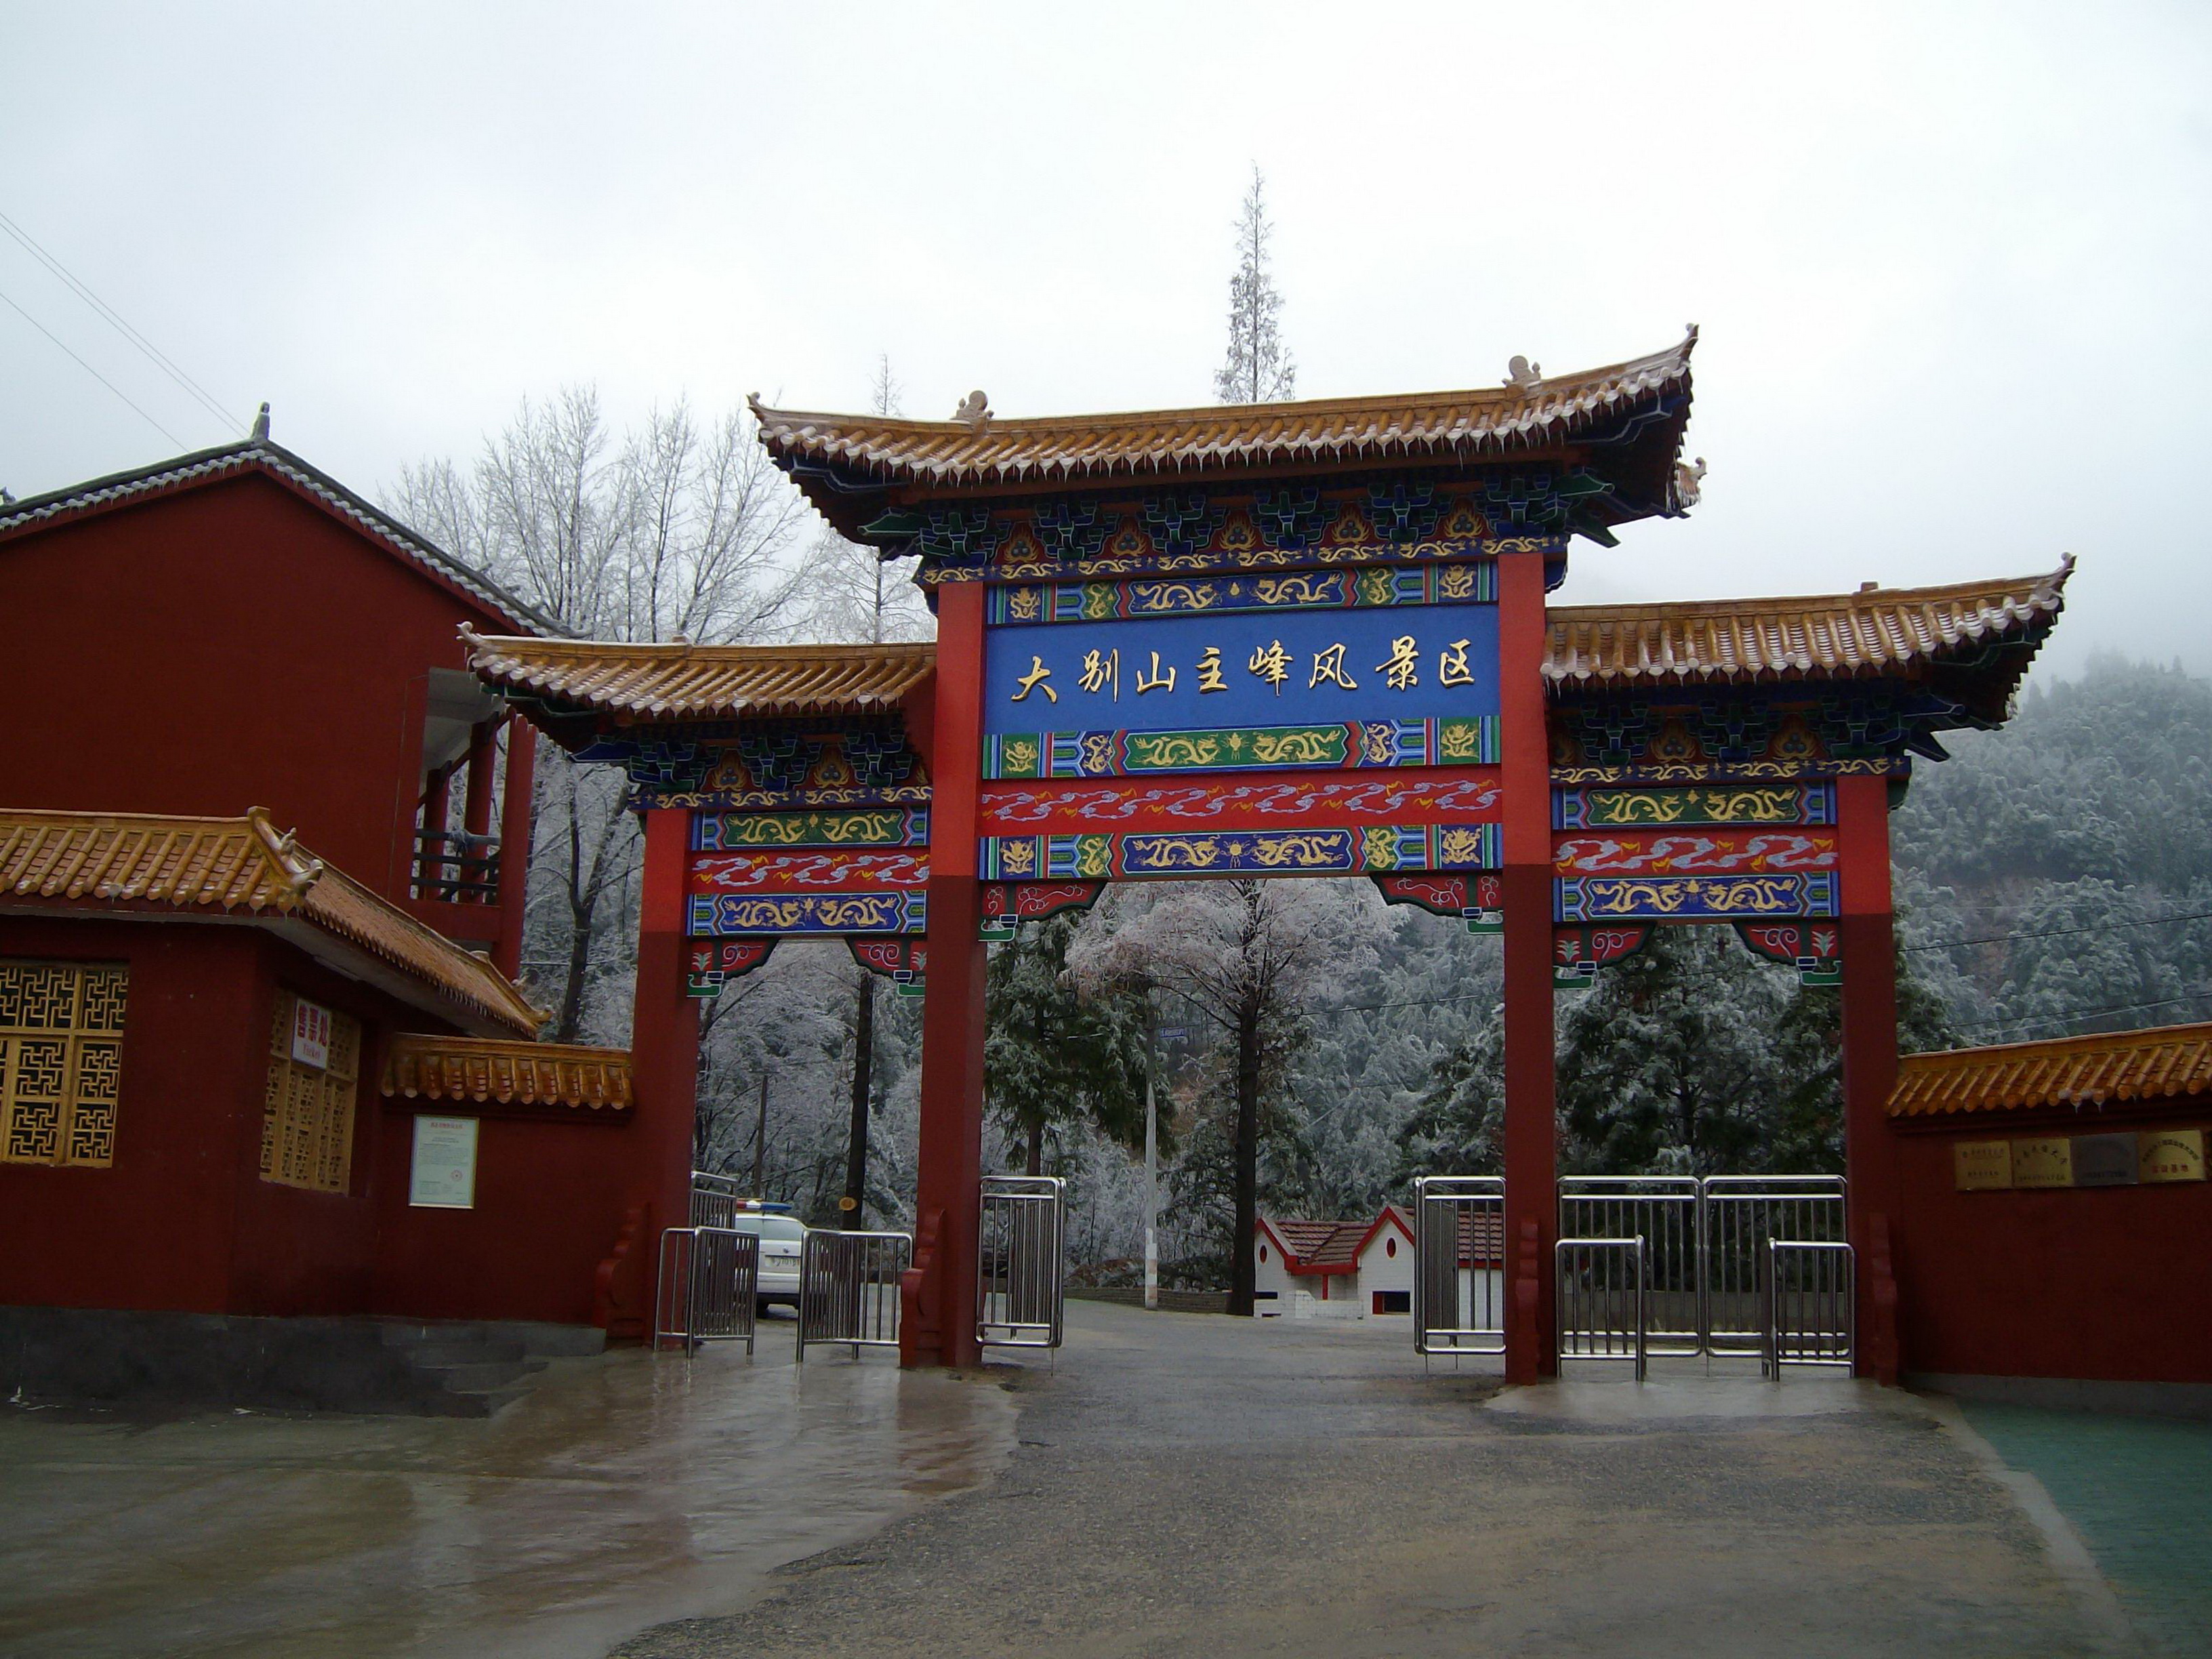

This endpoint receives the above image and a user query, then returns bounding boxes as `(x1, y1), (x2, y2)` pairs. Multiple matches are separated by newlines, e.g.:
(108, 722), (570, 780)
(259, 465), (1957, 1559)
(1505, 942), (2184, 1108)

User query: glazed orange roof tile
(464, 629), (935, 722)
(0, 808), (545, 1037)
(381, 1033), (632, 1111)
(468, 566), (2064, 734)
(1544, 562), (2069, 690)
(750, 333), (1698, 489)
(1888, 1021), (2212, 1118)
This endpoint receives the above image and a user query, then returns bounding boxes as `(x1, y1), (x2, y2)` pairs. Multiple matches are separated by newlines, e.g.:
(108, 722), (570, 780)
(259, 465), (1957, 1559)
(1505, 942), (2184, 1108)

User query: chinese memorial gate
(468, 328), (2070, 1380)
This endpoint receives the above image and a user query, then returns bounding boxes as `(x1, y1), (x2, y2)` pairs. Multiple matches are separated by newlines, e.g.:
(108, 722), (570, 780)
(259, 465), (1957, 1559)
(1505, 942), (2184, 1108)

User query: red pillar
(904, 580), (989, 1369)
(491, 714), (536, 981)
(464, 720), (497, 838)
(629, 806), (702, 1293)
(1838, 773), (1904, 1383)
(1498, 549), (1557, 1383)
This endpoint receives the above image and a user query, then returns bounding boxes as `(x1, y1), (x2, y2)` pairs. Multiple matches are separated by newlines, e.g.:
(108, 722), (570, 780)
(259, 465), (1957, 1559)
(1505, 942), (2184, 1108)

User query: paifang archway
(469, 328), (2068, 1380)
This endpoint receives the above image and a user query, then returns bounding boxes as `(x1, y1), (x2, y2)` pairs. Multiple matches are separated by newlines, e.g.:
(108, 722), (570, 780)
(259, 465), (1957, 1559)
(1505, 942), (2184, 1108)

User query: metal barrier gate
(1767, 1238), (1856, 1371)
(689, 1170), (748, 1229)
(1414, 1174), (1851, 1372)
(796, 1228), (911, 1363)
(1703, 1176), (1847, 1356)
(978, 1174), (1066, 1351)
(1556, 1235), (1647, 1378)
(1551, 1174), (1851, 1372)
(1412, 1176), (1506, 1355)
(1558, 1176), (1702, 1357)
(653, 1225), (760, 1355)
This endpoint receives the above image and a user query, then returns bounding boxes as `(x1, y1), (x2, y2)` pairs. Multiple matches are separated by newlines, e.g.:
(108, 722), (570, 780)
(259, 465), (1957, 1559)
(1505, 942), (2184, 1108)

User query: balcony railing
(413, 830), (501, 905)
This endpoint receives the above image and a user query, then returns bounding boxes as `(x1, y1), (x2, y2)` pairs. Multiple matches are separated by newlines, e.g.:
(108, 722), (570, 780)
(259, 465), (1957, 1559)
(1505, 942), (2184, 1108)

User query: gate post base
(898, 1206), (947, 1368)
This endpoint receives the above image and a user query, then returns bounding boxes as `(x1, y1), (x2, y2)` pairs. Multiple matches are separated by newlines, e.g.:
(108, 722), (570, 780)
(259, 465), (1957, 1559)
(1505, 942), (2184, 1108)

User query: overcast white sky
(4, 3), (2207, 676)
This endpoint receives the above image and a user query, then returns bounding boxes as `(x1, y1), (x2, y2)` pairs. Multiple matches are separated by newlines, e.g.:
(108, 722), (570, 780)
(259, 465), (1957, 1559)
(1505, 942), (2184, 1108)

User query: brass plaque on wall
(2011, 1137), (2074, 1189)
(2072, 1132), (2139, 1187)
(1954, 1141), (2013, 1191)
(2139, 1128), (2207, 1184)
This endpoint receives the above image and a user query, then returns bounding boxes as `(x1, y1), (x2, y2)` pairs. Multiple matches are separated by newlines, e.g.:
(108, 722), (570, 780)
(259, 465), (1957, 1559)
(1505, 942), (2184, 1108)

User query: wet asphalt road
(615, 1301), (2129, 1659)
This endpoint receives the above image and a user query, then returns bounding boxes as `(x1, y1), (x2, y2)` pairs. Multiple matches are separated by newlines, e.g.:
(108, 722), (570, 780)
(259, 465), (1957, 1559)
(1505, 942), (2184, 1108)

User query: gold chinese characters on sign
(1011, 635), (1481, 703)
(1952, 1141), (2012, 1191)
(2140, 1128), (2205, 1184)
(1952, 1126), (2209, 1190)
(2010, 1137), (2074, 1189)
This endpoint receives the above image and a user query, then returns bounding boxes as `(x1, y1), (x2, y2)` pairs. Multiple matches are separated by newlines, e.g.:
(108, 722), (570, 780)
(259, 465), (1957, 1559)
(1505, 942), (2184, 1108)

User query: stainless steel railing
(1765, 1238), (1855, 1373)
(1412, 1175), (1506, 1356)
(1556, 1235), (1647, 1379)
(796, 1228), (911, 1363)
(1704, 1175), (1847, 1355)
(1557, 1176), (1702, 1357)
(689, 1170), (749, 1229)
(978, 1174), (1066, 1351)
(653, 1225), (760, 1355)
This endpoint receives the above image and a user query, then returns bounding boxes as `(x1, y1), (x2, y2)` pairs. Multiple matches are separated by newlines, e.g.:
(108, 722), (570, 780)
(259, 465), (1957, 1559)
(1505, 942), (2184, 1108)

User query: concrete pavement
(0, 1317), (1013, 1659)
(617, 1301), (2135, 1658)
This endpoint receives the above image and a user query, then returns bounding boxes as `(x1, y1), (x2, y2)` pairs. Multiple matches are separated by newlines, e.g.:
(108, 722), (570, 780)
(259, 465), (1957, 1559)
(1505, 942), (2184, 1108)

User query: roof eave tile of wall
(1546, 562), (2070, 689)
(1888, 1021), (2212, 1117)
(463, 628), (936, 722)
(381, 1033), (634, 1111)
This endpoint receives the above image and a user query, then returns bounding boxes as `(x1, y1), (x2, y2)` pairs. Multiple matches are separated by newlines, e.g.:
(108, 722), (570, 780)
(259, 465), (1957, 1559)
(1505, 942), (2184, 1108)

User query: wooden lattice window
(0, 960), (128, 1168)
(260, 992), (362, 1195)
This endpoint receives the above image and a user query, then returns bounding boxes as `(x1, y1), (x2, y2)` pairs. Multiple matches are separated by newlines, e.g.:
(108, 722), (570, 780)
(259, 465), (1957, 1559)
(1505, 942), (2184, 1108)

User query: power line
(0, 283), (186, 449)
(1955, 989), (2212, 1038)
(1901, 904), (2212, 955)
(0, 209), (243, 436)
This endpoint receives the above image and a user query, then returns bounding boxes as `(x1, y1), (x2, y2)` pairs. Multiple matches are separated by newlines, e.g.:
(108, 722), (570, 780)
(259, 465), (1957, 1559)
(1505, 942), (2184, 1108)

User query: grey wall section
(0, 1306), (601, 1416)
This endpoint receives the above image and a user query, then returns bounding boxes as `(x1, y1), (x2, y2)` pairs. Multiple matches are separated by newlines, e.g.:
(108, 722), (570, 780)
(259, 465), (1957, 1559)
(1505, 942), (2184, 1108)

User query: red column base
(1858, 1210), (1902, 1385)
(899, 1206), (949, 1367)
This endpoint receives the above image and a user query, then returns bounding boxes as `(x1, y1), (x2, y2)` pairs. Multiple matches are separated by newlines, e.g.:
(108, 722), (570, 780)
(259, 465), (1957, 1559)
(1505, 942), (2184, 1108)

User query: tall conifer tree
(1214, 167), (1296, 406)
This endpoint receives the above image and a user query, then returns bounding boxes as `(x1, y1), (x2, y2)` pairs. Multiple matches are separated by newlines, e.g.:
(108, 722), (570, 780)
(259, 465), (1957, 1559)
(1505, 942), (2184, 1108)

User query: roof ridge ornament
(953, 389), (991, 432)
(1675, 455), (1707, 508)
(250, 402), (270, 441)
(1503, 355), (1543, 395)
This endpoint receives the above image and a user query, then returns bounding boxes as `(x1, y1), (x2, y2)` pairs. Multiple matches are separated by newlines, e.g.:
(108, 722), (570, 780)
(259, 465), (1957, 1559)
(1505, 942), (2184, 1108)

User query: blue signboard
(984, 602), (1499, 735)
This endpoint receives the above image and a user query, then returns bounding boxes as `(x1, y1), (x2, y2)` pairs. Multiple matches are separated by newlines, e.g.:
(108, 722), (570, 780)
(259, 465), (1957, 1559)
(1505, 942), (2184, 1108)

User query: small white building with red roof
(1254, 1204), (1507, 1321)
(1253, 1206), (1418, 1318)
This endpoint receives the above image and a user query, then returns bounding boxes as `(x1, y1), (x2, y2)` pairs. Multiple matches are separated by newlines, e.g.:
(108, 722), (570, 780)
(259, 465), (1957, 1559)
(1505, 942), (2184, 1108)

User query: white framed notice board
(409, 1115), (478, 1208)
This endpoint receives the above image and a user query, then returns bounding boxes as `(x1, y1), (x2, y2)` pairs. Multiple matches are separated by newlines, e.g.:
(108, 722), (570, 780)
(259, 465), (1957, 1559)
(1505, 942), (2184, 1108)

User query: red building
(0, 440), (665, 1409)
(0, 437), (543, 972)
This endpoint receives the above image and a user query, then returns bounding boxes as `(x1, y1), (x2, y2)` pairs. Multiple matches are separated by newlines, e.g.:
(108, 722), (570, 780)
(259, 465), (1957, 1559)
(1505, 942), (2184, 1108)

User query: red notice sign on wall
(291, 998), (333, 1070)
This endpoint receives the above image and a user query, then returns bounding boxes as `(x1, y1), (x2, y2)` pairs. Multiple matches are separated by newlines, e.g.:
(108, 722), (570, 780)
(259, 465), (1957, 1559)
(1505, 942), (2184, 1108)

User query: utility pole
(841, 973), (875, 1228)
(1144, 996), (1159, 1311)
(751, 1071), (769, 1196)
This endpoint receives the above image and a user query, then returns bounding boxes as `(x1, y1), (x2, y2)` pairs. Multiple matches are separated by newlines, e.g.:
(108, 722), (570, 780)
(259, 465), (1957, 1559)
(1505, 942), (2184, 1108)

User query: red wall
(370, 1108), (640, 1328)
(0, 472), (514, 901)
(0, 918), (411, 1317)
(0, 915), (651, 1330)
(0, 920), (260, 1313)
(1893, 1113), (2212, 1386)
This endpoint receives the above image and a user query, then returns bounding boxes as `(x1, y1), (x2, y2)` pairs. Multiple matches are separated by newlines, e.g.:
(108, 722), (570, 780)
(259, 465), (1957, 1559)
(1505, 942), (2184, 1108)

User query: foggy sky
(4, 3), (2207, 678)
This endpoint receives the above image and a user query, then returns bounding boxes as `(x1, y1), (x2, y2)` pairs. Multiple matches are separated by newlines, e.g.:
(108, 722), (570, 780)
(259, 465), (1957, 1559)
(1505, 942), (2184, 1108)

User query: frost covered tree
(984, 913), (1151, 1174)
(797, 357), (935, 649)
(1214, 167), (1296, 406)
(387, 388), (807, 1041)
(1894, 656), (2212, 1042)
(1073, 879), (1381, 1313)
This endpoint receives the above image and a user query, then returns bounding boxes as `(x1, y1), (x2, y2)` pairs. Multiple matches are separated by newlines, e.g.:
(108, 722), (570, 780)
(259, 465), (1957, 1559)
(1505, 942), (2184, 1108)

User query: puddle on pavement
(0, 1324), (1017, 1659)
